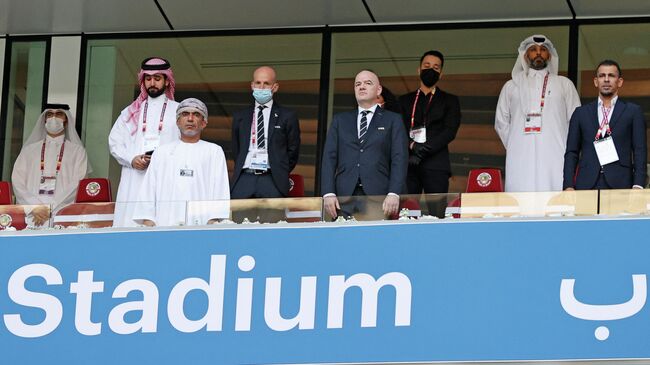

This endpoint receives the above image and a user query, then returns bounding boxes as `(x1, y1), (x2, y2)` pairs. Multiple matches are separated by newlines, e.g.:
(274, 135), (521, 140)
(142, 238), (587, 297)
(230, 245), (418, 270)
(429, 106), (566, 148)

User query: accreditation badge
(180, 169), (194, 177)
(39, 176), (57, 195)
(409, 127), (427, 143)
(524, 112), (542, 134)
(594, 136), (619, 166)
(250, 151), (269, 171)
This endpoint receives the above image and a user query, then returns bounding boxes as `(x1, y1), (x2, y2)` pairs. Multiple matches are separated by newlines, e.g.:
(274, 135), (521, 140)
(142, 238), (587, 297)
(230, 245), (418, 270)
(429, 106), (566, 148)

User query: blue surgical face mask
(252, 88), (273, 104)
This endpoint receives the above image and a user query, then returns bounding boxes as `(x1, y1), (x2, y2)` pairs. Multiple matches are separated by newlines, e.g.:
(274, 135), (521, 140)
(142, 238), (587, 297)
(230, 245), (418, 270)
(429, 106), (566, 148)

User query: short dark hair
(596, 59), (622, 77)
(419, 50), (445, 69)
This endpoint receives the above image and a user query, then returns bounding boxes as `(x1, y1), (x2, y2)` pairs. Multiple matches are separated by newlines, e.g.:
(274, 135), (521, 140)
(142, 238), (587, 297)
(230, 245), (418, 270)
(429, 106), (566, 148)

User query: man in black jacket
(399, 50), (461, 216)
(231, 66), (301, 222)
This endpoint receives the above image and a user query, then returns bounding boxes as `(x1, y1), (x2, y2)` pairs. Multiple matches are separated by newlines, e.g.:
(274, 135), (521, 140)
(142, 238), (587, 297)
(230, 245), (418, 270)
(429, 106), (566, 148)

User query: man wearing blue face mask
(231, 66), (301, 222)
(398, 50), (461, 217)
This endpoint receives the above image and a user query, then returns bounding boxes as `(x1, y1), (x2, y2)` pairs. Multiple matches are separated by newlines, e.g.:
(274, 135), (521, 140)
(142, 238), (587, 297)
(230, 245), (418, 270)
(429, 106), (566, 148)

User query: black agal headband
(141, 57), (171, 71)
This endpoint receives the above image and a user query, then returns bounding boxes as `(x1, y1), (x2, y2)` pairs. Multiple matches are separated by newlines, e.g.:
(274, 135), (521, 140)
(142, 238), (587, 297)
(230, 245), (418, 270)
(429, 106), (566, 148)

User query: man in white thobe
(133, 98), (230, 227)
(109, 57), (180, 227)
(12, 104), (90, 226)
(495, 35), (581, 192)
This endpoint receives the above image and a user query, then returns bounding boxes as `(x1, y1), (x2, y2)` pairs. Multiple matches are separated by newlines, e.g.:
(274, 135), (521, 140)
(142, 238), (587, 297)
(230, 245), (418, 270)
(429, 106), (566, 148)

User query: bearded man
(133, 98), (230, 227)
(108, 57), (180, 227)
(495, 35), (581, 192)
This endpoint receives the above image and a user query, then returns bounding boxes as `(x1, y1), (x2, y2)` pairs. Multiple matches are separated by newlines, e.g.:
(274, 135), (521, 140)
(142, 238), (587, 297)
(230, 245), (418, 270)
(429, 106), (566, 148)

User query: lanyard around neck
(40, 138), (65, 176)
(142, 97), (168, 133)
(410, 89), (434, 129)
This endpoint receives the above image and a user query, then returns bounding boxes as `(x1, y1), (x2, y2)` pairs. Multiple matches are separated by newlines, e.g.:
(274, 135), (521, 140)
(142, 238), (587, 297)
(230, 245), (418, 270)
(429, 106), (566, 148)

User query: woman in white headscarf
(495, 35), (581, 192)
(11, 104), (90, 226)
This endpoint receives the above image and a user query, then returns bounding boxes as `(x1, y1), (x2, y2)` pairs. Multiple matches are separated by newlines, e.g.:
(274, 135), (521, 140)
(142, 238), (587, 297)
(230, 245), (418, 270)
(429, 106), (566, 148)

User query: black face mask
(419, 68), (440, 88)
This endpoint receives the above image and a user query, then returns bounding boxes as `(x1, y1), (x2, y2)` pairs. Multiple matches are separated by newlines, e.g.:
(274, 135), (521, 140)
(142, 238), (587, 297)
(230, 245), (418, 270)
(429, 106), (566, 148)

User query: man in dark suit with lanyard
(398, 50), (461, 217)
(231, 66), (301, 222)
(563, 59), (647, 190)
(321, 70), (408, 220)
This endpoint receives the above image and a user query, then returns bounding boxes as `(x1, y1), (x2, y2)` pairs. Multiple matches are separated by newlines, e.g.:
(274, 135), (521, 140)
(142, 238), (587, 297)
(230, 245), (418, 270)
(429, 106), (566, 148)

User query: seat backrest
(0, 181), (12, 205)
(466, 168), (503, 193)
(76, 178), (112, 203)
(288, 174), (305, 198)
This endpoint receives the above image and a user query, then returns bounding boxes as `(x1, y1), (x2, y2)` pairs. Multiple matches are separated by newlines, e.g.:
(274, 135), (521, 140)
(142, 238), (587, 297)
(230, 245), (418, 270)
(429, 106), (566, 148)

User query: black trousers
(406, 166), (450, 218)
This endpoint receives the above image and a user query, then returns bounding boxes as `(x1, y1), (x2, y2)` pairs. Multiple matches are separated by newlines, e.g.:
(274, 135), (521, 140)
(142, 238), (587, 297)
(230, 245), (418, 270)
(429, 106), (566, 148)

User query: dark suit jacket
(563, 99), (647, 189)
(398, 88), (461, 171)
(231, 102), (301, 196)
(321, 107), (408, 197)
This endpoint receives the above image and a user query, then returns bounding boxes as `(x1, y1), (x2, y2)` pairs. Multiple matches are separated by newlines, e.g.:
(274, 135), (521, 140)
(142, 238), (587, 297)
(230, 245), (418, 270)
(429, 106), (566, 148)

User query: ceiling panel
(1, 0), (650, 36)
(158, 0), (372, 30)
(0, 0), (169, 35)
(368, 0), (572, 23)
(572, 0), (650, 18)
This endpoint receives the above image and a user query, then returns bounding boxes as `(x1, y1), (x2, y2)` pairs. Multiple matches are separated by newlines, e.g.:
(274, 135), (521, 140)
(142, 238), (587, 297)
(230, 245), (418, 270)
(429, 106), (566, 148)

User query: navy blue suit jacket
(563, 99), (647, 189)
(231, 103), (301, 196)
(321, 107), (408, 196)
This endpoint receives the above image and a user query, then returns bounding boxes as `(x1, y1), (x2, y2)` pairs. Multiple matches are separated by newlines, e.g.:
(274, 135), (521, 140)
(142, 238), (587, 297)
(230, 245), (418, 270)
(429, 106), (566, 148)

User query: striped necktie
(359, 110), (370, 143)
(257, 105), (266, 149)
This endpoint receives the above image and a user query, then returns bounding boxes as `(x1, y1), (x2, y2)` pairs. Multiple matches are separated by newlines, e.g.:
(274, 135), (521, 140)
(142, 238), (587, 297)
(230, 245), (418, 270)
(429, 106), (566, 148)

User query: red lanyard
(40, 139), (65, 176)
(142, 97), (168, 133)
(410, 89), (434, 129)
(539, 73), (549, 113)
(595, 105), (612, 140)
(251, 112), (257, 146)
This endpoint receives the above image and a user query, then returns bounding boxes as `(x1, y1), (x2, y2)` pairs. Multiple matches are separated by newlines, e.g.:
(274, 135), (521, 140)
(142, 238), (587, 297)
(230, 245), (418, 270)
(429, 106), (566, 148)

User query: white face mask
(45, 117), (65, 135)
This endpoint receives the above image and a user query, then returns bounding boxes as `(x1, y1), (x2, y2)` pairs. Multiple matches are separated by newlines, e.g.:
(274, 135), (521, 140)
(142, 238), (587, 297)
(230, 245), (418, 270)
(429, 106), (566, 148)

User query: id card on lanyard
(409, 89), (431, 143)
(524, 73), (549, 134)
(593, 105), (619, 166)
(39, 140), (65, 195)
(142, 97), (168, 152)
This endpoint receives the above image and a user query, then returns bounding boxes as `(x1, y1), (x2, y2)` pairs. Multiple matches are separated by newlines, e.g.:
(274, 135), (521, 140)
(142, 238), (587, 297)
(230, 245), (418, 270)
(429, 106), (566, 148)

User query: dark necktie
(359, 110), (370, 143)
(257, 105), (266, 149)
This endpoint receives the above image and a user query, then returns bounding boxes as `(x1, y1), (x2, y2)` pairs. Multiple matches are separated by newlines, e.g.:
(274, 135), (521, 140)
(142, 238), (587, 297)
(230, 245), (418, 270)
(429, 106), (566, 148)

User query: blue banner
(2, 218), (650, 364)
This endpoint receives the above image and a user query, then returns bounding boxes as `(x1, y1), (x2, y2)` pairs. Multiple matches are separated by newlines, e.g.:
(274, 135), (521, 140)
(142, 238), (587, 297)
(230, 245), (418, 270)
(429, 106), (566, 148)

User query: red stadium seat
(0, 205), (27, 230)
(76, 178), (112, 203)
(446, 168), (503, 219)
(0, 181), (13, 205)
(288, 174), (305, 198)
(466, 168), (504, 193)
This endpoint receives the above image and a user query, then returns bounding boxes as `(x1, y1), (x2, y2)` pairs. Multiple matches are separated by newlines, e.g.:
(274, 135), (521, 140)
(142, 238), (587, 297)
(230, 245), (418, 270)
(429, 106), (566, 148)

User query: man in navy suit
(563, 60), (647, 190)
(231, 66), (301, 221)
(321, 70), (408, 219)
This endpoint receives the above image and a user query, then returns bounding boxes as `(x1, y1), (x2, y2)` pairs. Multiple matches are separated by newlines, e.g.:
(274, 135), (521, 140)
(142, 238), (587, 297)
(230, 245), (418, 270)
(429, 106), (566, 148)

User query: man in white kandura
(133, 98), (230, 227)
(109, 57), (180, 227)
(12, 104), (90, 226)
(495, 35), (581, 192)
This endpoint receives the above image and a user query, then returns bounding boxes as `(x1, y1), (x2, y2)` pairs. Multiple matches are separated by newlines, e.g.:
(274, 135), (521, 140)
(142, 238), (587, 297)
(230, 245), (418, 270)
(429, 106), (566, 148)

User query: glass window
(330, 27), (569, 192)
(2, 40), (47, 180)
(578, 23), (650, 149)
(82, 33), (322, 197)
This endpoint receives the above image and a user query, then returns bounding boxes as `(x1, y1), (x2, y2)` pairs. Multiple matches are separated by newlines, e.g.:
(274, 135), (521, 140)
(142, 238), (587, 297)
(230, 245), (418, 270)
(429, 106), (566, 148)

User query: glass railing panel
(458, 191), (599, 218)
(228, 197), (321, 224)
(599, 189), (650, 216)
(0, 204), (52, 231)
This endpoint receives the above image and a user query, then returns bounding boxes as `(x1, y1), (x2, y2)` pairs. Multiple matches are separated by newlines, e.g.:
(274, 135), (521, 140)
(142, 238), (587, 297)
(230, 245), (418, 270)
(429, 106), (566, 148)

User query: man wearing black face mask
(398, 50), (461, 217)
